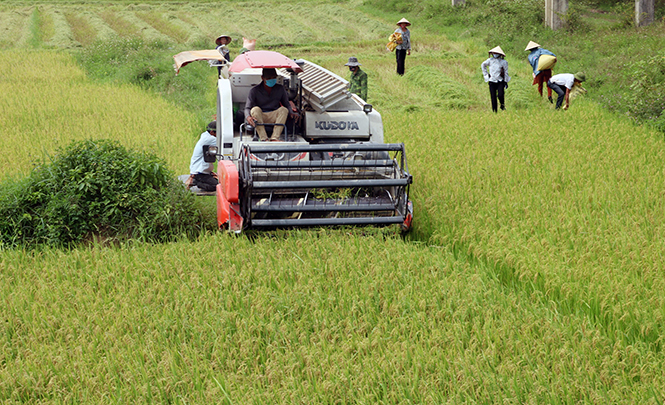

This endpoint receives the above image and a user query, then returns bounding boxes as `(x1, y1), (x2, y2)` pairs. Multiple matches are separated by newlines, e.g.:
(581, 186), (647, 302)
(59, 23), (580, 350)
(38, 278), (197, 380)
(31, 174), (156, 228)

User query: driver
(244, 68), (297, 141)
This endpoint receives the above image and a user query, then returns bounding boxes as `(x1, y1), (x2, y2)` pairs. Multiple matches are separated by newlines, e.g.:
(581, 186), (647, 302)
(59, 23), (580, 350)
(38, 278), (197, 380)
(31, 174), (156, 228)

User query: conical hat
(488, 46), (505, 56)
(215, 34), (232, 46)
(525, 40), (540, 51)
(397, 18), (411, 26)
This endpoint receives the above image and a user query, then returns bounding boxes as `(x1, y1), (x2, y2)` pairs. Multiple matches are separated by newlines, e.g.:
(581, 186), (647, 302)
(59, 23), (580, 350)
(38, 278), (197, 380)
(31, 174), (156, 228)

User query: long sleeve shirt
(349, 68), (368, 101)
(395, 27), (410, 50)
(244, 83), (290, 119)
(189, 131), (217, 174)
(527, 48), (555, 75)
(481, 57), (510, 83)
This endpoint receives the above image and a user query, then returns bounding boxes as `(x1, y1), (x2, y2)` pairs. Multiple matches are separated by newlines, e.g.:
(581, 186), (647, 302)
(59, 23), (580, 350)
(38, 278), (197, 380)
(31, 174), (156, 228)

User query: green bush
(0, 139), (208, 248)
(600, 54), (665, 130)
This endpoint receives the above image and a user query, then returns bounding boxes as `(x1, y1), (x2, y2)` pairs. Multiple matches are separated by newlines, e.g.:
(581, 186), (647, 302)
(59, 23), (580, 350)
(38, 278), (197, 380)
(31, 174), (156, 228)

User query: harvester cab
(177, 50), (413, 233)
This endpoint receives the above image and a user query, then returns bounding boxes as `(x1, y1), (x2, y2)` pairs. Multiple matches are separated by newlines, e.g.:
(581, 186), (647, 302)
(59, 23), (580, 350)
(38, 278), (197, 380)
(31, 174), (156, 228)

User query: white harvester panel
(230, 68), (263, 103)
(305, 111), (370, 138)
(289, 60), (351, 112)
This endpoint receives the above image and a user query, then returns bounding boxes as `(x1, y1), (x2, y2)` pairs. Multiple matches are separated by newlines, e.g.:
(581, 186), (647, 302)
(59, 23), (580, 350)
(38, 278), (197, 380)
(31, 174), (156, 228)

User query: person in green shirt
(345, 57), (368, 101)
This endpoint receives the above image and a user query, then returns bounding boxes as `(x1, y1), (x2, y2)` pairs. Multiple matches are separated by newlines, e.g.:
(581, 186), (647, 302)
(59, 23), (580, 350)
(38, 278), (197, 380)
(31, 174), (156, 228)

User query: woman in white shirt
(481, 46), (511, 113)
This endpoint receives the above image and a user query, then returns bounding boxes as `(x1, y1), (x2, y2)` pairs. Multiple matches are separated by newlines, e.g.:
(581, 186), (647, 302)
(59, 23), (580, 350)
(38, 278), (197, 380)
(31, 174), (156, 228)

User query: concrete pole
(452, 0), (465, 5)
(635, 0), (654, 26)
(545, 0), (568, 30)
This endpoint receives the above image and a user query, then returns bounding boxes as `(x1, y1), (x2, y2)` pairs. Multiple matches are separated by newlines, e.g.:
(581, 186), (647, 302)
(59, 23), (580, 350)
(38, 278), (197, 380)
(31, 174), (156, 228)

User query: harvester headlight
(363, 104), (373, 114)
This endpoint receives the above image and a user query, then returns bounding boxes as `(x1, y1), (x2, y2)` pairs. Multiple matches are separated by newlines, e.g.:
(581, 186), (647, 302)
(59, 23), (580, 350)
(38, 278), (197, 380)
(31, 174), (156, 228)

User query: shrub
(618, 54), (665, 127)
(0, 139), (207, 248)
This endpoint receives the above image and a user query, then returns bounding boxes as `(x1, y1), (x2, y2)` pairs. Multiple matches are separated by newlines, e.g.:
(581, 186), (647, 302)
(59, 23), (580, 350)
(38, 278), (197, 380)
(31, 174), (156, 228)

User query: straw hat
(524, 41), (540, 51)
(488, 46), (505, 56)
(396, 18), (411, 26)
(344, 56), (361, 67)
(215, 34), (232, 46)
(574, 72), (586, 82)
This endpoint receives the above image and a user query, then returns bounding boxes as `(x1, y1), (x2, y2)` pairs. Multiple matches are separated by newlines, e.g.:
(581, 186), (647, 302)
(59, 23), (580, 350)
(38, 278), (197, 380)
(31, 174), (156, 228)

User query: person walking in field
(345, 57), (368, 101)
(481, 46), (510, 113)
(525, 41), (556, 103)
(547, 72), (586, 110)
(394, 18), (411, 76)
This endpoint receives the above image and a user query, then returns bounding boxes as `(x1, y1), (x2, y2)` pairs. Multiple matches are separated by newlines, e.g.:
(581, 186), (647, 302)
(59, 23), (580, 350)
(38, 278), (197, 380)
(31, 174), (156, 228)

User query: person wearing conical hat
(345, 57), (368, 101)
(481, 46), (511, 113)
(547, 72), (586, 110)
(215, 34), (232, 61)
(214, 35), (232, 78)
(394, 18), (411, 76)
(525, 40), (557, 102)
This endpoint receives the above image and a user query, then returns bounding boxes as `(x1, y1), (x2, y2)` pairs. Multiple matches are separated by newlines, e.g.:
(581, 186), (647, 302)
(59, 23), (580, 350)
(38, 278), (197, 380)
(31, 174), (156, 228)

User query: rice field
(2, 1), (665, 404)
(0, 2), (393, 49)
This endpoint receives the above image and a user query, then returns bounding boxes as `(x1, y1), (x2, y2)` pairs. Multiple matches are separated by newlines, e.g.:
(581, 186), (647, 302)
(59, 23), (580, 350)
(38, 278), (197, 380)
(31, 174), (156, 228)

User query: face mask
(492, 54), (500, 59)
(265, 78), (277, 87)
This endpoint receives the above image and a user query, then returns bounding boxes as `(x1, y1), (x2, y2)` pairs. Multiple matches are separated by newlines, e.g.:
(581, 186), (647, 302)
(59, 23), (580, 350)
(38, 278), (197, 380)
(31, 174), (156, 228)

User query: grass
(2, 0), (665, 403)
(0, 50), (198, 180)
(2, 231), (663, 403)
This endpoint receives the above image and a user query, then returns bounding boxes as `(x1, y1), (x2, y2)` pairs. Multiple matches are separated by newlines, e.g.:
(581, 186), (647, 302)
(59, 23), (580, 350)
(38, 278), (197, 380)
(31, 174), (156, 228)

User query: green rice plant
(27, 7), (43, 48)
(404, 64), (471, 109)
(0, 7), (32, 49)
(1, 230), (664, 402)
(136, 10), (190, 44)
(47, 7), (77, 48)
(99, 9), (141, 37)
(114, 9), (171, 42)
(386, 102), (665, 355)
(0, 49), (199, 179)
(64, 11), (98, 47)
(76, 9), (118, 42)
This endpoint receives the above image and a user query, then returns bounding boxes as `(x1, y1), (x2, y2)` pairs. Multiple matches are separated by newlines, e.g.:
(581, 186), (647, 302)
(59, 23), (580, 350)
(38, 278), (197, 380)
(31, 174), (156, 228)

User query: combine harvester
(175, 50), (413, 233)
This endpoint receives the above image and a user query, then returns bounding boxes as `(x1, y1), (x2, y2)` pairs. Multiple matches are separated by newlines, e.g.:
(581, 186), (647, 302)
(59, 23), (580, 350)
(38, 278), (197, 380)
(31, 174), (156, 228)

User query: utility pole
(635, 0), (654, 26)
(545, 0), (568, 30)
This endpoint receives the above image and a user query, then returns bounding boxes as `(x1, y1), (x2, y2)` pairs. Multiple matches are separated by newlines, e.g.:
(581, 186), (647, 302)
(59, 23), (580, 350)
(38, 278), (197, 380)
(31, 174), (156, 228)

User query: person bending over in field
(188, 121), (218, 191)
(245, 68), (298, 142)
(481, 46), (510, 113)
(525, 41), (557, 103)
(547, 72), (586, 110)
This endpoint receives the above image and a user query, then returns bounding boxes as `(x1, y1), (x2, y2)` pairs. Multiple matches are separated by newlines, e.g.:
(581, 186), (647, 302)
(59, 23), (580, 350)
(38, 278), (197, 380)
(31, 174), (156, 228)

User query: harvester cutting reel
(215, 143), (413, 233)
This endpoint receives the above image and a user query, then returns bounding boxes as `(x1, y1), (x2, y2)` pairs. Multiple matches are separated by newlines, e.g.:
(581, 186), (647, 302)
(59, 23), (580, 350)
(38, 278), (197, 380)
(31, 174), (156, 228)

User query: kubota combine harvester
(174, 50), (413, 233)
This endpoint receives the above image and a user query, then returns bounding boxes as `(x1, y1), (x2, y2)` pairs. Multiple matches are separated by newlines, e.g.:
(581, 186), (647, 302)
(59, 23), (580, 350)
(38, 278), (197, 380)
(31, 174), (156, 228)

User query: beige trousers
(250, 106), (288, 141)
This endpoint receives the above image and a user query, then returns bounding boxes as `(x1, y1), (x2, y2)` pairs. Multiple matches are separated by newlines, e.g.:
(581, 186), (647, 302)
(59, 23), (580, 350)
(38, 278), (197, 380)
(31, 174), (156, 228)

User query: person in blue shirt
(525, 41), (556, 103)
(189, 121), (218, 191)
